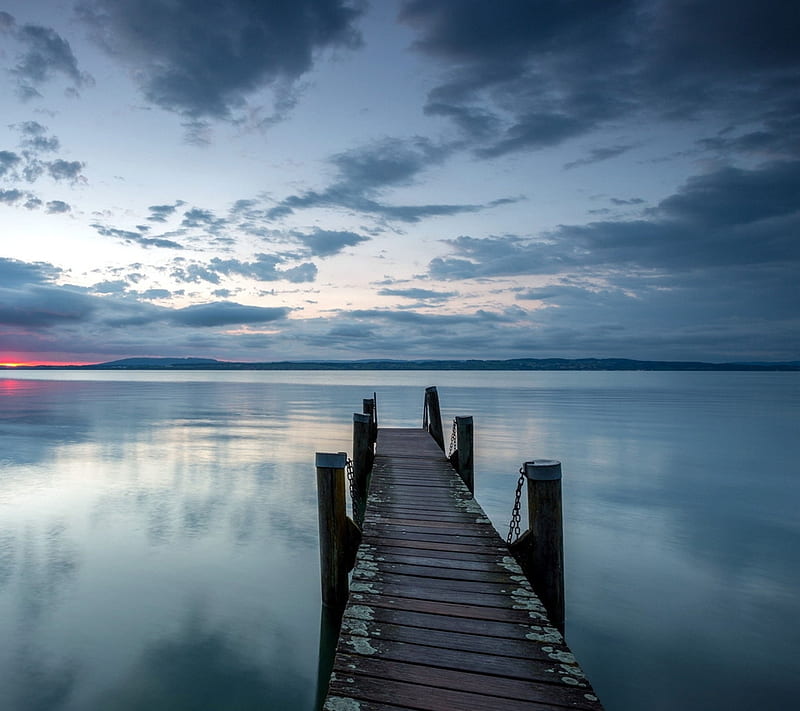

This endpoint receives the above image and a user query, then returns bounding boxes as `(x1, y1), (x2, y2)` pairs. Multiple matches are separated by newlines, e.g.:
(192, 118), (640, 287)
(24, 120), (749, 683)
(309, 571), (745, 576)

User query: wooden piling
(362, 397), (377, 445)
(519, 459), (565, 634)
(315, 452), (350, 608)
(352, 413), (372, 523)
(423, 386), (445, 451)
(455, 415), (474, 495)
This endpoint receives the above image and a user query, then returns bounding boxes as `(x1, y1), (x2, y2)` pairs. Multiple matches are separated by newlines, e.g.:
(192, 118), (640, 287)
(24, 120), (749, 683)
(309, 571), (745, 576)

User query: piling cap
(523, 460), (562, 481)
(315, 452), (348, 469)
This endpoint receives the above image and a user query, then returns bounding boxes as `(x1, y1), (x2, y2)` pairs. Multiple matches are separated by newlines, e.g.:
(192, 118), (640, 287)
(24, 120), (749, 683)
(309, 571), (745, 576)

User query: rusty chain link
(448, 418), (457, 457)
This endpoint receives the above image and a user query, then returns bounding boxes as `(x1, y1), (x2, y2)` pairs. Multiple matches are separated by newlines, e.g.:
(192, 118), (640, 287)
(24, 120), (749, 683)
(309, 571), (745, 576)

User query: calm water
(1, 370), (798, 710)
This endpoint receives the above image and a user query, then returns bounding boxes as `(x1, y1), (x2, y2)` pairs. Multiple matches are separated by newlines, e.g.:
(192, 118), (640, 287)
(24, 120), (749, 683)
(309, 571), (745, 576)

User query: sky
(1, 0), (798, 365)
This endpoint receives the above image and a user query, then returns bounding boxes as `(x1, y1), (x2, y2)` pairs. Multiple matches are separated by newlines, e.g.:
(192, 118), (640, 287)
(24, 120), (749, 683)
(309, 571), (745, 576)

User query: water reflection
(1, 371), (798, 711)
(88, 608), (309, 710)
(1, 376), (334, 710)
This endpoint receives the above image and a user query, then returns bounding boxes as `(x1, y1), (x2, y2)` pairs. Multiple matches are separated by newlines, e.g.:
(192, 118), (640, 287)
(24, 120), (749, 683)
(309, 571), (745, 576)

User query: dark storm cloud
(430, 160), (800, 280)
(169, 301), (290, 327)
(2, 13), (92, 98)
(399, 0), (800, 160)
(268, 137), (516, 222)
(78, 0), (366, 121)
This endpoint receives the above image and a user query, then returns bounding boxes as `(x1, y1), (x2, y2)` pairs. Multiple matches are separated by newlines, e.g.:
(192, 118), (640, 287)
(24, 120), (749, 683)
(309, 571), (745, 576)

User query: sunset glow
(0, 358), (93, 368)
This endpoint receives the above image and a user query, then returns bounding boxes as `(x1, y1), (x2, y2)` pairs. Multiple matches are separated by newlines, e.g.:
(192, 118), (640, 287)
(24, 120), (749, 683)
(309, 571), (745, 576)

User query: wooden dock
(323, 427), (603, 711)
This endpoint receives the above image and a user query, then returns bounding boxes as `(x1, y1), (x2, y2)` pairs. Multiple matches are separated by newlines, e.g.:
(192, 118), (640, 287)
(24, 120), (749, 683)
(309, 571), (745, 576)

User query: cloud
(654, 161), (800, 228)
(169, 301), (290, 327)
(92, 279), (128, 294)
(139, 288), (172, 300)
(268, 136), (516, 222)
(181, 207), (226, 231)
(78, 0), (366, 124)
(45, 200), (71, 213)
(293, 228), (369, 257)
(47, 159), (85, 182)
(92, 223), (184, 249)
(147, 201), (185, 222)
(377, 287), (457, 301)
(430, 160), (800, 280)
(610, 197), (645, 206)
(0, 257), (61, 287)
(209, 254), (317, 283)
(0, 284), (96, 327)
(564, 144), (634, 170)
(0, 151), (22, 177)
(399, 0), (800, 160)
(3, 14), (92, 98)
(0, 257), (299, 361)
(0, 188), (24, 205)
(16, 120), (60, 152)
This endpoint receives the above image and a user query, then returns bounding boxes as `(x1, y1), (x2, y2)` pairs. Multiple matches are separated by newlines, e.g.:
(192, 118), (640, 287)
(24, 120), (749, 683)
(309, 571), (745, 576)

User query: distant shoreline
(3, 357), (799, 372)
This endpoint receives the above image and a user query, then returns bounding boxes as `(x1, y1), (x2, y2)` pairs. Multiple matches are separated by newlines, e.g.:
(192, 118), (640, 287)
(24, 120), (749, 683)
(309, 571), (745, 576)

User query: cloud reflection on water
(0, 376), (334, 710)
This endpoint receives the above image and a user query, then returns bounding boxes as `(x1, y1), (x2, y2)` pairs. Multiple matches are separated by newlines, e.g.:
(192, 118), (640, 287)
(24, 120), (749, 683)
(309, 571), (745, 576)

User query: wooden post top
(523, 459), (562, 480)
(316, 452), (347, 469)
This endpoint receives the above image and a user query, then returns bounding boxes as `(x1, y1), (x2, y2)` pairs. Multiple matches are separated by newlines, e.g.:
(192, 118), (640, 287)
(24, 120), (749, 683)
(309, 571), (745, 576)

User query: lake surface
(1, 370), (798, 710)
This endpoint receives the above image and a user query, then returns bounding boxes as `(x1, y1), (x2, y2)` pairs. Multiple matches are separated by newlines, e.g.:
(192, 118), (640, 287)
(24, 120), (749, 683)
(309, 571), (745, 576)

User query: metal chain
(448, 418), (457, 457)
(506, 467), (525, 545)
(346, 457), (364, 528)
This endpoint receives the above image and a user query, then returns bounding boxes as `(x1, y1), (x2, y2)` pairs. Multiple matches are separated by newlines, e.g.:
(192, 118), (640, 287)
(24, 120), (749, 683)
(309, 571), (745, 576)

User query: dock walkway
(324, 427), (603, 711)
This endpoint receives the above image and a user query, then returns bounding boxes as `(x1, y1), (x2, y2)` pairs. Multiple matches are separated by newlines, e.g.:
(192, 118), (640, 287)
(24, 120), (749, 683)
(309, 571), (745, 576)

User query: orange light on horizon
(1, 359), (96, 367)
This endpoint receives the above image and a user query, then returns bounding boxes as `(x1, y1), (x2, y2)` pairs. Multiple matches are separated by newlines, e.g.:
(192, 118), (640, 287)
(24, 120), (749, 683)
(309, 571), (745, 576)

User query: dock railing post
(423, 386), (445, 451)
(512, 460), (565, 634)
(316, 452), (358, 608)
(455, 415), (474, 495)
(352, 413), (372, 524)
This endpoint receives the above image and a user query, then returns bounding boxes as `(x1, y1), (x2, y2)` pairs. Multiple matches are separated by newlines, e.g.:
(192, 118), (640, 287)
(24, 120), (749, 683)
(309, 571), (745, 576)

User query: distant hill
(7, 356), (797, 371)
(86, 357), (221, 369)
